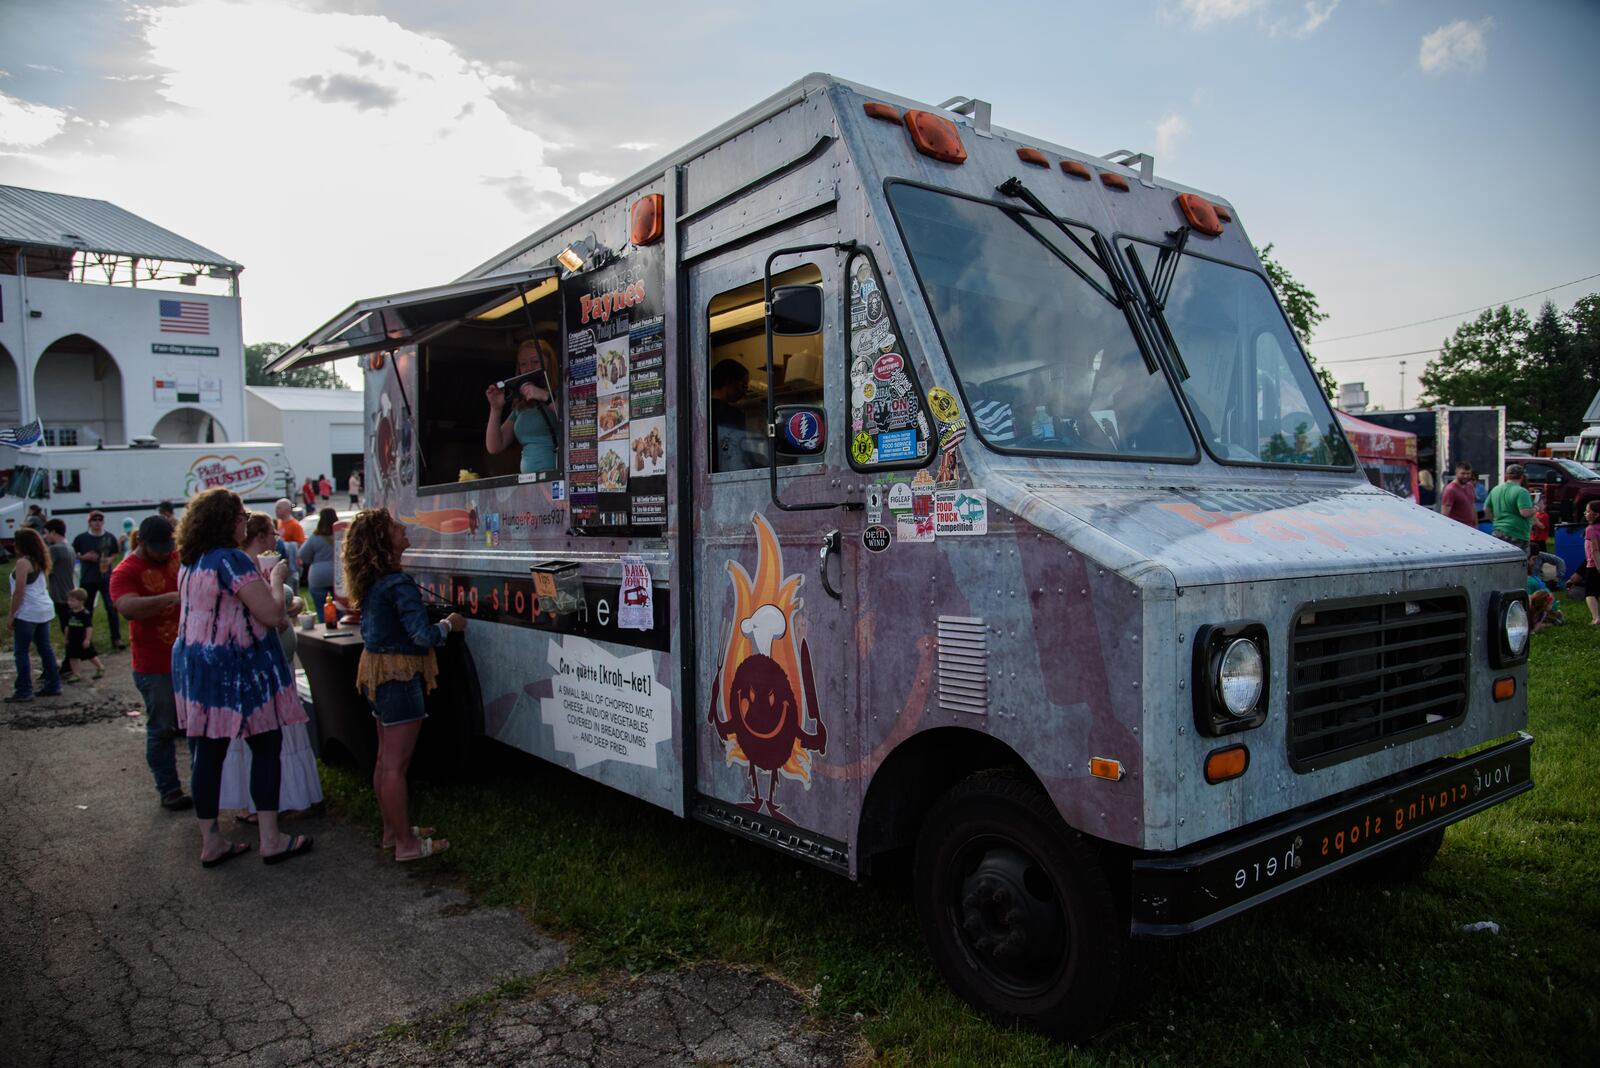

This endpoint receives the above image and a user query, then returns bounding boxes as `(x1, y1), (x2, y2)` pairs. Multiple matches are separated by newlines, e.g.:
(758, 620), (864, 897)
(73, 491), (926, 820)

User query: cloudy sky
(2, 0), (1597, 408)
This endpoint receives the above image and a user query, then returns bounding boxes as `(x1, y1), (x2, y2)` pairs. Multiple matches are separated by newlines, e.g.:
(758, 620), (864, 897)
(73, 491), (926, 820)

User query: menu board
(565, 243), (667, 532)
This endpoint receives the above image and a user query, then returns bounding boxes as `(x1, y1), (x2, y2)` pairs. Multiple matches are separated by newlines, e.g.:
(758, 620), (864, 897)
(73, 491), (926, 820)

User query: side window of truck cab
(705, 264), (824, 473)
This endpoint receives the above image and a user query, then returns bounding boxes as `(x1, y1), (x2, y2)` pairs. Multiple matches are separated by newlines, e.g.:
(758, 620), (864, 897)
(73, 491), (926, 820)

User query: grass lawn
(20, 540), (1585, 1064)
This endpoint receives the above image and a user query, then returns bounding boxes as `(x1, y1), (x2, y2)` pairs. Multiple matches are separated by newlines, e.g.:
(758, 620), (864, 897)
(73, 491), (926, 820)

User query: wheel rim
(948, 835), (1069, 998)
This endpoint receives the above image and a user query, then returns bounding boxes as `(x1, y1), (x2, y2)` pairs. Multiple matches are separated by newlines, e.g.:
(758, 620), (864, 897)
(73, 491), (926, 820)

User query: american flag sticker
(159, 299), (209, 335)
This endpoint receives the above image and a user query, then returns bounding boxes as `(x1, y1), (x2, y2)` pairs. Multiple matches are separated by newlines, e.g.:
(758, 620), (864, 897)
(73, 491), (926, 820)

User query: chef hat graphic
(740, 603), (787, 657)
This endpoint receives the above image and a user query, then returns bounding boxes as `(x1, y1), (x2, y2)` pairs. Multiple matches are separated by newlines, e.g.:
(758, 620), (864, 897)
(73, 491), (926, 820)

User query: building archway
(0, 343), (19, 427)
(152, 406), (227, 444)
(33, 334), (125, 445)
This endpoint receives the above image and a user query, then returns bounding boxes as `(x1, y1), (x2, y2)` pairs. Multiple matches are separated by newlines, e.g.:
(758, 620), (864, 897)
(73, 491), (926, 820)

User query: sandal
(382, 825), (436, 849)
(396, 837), (449, 863)
(201, 842), (251, 869)
(236, 812), (260, 826)
(262, 834), (314, 865)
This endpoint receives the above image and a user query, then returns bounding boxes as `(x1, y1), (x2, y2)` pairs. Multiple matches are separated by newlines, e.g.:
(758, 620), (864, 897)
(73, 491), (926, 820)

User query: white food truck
(1, 441), (290, 544)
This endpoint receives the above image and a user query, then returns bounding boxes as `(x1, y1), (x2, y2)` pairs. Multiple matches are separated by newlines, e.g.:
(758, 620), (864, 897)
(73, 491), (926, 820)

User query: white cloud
(577, 171), (615, 188)
(1, 0), (579, 342)
(615, 141), (656, 152)
(1155, 113), (1190, 159)
(1293, 0), (1337, 37)
(1178, 0), (1266, 29)
(0, 91), (70, 148)
(1419, 18), (1492, 75)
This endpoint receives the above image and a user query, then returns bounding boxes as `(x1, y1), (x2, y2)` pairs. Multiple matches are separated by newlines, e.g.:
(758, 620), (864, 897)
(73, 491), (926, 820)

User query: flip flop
(262, 834), (314, 866)
(382, 825), (436, 849)
(396, 837), (449, 863)
(201, 842), (251, 869)
(236, 812), (260, 826)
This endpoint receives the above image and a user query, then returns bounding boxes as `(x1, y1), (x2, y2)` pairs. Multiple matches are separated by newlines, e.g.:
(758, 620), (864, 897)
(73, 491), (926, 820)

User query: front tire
(913, 771), (1130, 1043)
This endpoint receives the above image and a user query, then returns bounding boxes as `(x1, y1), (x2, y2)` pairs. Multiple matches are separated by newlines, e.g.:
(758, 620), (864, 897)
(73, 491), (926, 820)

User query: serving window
(414, 286), (564, 496)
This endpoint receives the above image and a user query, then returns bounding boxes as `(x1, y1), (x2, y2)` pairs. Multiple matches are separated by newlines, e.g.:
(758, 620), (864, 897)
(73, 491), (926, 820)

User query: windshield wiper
(996, 178), (1160, 374)
(1124, 234), (1192, 382)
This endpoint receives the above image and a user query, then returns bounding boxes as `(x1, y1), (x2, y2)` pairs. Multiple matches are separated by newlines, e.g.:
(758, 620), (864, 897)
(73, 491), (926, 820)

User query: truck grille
(1288, 592), (1469, 771)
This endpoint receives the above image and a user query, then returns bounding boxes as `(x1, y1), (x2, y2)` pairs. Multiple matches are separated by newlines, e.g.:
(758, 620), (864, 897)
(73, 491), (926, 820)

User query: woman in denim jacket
(342, 509), (466, 861)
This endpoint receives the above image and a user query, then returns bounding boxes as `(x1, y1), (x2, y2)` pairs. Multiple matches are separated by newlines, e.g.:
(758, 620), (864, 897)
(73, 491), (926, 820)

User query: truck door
(689, 232), (860, 869)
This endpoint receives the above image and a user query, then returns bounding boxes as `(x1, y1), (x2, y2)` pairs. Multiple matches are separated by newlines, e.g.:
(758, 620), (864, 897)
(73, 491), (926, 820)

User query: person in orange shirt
(274, 499), (306, 582)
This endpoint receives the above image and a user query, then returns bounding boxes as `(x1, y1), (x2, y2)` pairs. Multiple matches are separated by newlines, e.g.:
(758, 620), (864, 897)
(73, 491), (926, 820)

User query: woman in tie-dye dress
(173, 488), (314, 868)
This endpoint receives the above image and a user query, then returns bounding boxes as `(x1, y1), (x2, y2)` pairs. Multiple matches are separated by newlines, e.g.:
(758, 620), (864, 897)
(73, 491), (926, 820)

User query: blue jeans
(12, 618), (61, 698)
(134, 671), (197, 800)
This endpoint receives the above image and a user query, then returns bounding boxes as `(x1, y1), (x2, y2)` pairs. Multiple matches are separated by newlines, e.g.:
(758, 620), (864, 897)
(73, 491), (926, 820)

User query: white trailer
(1, 440), (291, 543)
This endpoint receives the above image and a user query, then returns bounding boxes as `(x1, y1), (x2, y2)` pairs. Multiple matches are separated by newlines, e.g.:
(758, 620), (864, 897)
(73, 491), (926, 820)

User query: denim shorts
(369, 677), (428, 727)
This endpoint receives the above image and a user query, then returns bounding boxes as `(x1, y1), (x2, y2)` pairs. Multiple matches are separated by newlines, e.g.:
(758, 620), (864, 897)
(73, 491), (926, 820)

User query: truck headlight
(1218, 639), (1264, 716)
(1192, 622), (1270, 736)
(1487, 591), (1531, 668)
(1503, 600), (1529, 657)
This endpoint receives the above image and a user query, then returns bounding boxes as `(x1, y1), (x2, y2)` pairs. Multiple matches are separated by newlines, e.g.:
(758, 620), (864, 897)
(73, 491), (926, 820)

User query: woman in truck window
(484, 338), (561, 475)
(344, 508), (466, 862)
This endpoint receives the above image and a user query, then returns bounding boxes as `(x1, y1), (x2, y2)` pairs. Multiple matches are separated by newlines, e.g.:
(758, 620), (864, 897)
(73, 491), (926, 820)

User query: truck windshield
(887, 183), (1195, 459)
(1127, 242), (1354, 468)
(1556, 458), (1600, 480)
(8, 465), (45, 499)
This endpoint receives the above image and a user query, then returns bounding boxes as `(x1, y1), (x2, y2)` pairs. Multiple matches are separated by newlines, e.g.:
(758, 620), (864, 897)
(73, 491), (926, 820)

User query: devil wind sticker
(707, 513), (828, 823)
(848, 254), (931, 466)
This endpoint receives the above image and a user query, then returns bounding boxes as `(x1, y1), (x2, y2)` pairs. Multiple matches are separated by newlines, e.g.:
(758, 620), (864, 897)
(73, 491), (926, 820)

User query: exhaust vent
(937, 616), (989, 715)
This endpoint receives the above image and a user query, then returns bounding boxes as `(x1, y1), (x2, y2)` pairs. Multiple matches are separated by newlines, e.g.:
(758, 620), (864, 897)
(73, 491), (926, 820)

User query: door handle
(819, 528), (842, 600)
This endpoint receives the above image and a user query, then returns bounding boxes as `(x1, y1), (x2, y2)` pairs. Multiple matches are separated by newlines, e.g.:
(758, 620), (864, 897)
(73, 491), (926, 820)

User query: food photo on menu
(599, 393), (630, 439)
(597, 441), (630, 492)
(630, 416), (666, 476)
(597, 343), (629, 393)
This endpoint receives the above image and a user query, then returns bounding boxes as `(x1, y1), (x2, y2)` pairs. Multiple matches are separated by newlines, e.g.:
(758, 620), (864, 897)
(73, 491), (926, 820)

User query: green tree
(245, 342), (344, 389)
(1257, 243), (1338, 400)
(1417, 305), (1542, 444)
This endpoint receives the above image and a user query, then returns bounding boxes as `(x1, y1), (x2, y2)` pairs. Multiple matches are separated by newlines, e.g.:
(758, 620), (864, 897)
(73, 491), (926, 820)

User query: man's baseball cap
(139, 515), (176, 553)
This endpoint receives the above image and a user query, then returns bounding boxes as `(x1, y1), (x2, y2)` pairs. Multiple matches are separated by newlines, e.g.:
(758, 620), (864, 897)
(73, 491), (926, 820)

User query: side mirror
(774, 405), (827, 458)
(768, 284), (824, 336)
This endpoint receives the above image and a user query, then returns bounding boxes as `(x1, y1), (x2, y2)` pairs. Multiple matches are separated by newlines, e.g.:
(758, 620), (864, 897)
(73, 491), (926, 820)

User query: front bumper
(1131, 732), (1533, 935)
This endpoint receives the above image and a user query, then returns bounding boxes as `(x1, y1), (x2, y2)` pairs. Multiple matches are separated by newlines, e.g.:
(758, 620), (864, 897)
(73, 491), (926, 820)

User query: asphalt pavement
(0, 658), (859, 1067)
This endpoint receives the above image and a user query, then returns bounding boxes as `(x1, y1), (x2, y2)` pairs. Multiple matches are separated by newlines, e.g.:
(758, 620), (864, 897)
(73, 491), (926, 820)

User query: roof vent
(129, 436), (161, 449)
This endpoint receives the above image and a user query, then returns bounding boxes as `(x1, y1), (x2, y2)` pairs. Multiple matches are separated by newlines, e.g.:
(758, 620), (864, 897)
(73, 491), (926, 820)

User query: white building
(0, 185), (245, 446)
(245, 386), (364, 497)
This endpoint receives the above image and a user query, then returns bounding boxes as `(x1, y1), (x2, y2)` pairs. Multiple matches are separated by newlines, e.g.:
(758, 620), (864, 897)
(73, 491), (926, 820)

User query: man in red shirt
(1440, 462), (1479, 527)
(110, 516), (193, 810)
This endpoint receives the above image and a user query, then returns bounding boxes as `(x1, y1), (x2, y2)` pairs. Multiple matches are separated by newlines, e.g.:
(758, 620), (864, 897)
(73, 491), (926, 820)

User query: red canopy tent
(1338, 410), (1419, 501)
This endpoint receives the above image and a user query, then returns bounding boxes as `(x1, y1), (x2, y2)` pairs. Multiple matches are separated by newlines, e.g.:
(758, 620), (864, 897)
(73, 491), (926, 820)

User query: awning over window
(268, 268), (559, 373)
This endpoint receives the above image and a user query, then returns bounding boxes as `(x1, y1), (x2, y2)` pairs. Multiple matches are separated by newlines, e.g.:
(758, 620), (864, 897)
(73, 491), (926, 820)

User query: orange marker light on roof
(1213, 203), (1233, 222)
(1176, 193), (1224, 237)
(629, 193), (664, 246)
(863, 101), (901, 123)
(1061, 160), (1092, 180)
(903, 109), (967, 164)
(1100, 172), (1130, 192)
(1016, 147), (1048, 167)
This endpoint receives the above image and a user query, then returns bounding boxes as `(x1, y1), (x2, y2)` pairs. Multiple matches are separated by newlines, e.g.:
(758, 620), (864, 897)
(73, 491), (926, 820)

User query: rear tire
(913, 771), (1130, 1043)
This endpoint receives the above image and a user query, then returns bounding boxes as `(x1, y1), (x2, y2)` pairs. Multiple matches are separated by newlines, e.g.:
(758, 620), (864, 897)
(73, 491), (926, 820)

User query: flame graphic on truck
(707, 512), (827, 823)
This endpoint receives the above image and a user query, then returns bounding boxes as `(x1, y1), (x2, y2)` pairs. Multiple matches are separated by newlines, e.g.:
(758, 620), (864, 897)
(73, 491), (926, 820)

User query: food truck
(275, 74), (1533, 1040)
(0, 440), (288, 546)
(1337, 410), (1419, 501)
(1359, 405), (1505, 511)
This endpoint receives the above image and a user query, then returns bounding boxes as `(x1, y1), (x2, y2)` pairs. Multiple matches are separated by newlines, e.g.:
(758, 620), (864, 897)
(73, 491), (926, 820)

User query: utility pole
(1399, 359), (1407, 408)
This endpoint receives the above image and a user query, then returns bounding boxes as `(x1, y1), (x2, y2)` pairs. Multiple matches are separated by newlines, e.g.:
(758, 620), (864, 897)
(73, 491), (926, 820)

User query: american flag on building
(159, 299), (209, 334)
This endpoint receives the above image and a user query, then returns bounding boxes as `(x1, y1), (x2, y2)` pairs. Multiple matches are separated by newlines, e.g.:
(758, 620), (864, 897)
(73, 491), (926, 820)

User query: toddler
(63, 588), (105, 683)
